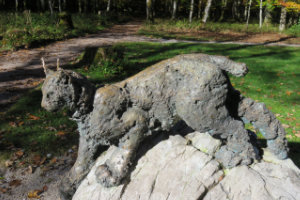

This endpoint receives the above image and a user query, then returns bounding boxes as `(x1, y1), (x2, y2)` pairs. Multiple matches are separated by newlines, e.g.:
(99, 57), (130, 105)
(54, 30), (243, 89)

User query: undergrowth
(0, 12), (126, 51)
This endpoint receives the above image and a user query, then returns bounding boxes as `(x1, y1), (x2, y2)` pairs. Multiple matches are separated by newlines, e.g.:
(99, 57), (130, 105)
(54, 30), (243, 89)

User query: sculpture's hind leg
(175, 92), (257, 168)
(95, 108), (147, 187)
(237, 97), (288, 159)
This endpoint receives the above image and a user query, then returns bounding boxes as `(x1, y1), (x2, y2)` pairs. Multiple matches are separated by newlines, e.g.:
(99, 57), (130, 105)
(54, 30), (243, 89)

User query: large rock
(73, 133), (300, 200)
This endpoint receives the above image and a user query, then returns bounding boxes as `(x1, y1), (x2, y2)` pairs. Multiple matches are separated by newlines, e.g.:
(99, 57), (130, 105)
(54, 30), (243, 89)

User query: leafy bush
(0, 12), (117, 51)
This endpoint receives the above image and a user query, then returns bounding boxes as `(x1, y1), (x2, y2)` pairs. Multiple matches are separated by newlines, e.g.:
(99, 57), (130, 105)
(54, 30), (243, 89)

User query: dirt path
(1, 21), (300, 110)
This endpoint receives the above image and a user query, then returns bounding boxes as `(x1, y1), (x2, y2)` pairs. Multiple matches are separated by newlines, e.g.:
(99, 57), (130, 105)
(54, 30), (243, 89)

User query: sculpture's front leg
(238, 97), (288, 159)
(95, 108), (147, 187)
(60, 133), (100, 200)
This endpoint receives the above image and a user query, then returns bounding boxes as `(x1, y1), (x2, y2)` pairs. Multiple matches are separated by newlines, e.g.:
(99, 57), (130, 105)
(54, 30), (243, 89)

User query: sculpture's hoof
(95, 164), (120, 187)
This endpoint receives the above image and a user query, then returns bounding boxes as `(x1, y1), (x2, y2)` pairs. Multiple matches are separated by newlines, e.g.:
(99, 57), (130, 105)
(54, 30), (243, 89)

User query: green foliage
(0, 12), (112, 51)
(286, 18), (300, 36)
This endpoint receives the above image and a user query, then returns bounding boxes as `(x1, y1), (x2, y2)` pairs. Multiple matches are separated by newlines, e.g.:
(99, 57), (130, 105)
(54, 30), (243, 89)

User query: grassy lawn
(0, 42), (299, 167)
(139, 19), (300, 42)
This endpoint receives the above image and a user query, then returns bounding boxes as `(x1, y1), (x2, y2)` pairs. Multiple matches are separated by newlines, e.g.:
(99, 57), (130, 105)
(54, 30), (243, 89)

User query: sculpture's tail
(203, 54), (248, 77)
(181, 54), (248, 77)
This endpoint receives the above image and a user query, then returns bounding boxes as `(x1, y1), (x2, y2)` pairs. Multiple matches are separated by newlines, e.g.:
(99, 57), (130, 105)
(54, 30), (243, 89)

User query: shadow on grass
(0, 89), (78, 155)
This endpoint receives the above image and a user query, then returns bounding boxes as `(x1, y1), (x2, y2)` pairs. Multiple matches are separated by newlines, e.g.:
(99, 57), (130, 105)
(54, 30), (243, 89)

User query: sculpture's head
(41, 58), (95, 115)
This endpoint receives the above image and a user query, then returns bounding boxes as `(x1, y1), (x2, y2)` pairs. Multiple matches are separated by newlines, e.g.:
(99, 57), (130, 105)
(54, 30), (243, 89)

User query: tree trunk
(189, 0), (195, 23)
(219, 0), (227, 21)
(58, 0), (62, 12)
(244, 0), (248, 20)
(40, 0), (45, 11)
(107, 0), (112, 12)
(279, 4), (287, 31)
(264, 1), (272, 26)
(15, 0), (19, 12)
(78, 0), (82, 13)
(246, 0), (252, 29)
(172, 0), (177, 20)
(48, 0), (53, 15)
(146, 0), (154, 22)
(84, 0), (88, 13)
(63, 0), (66, 10)
(197, 0), (202, 19)
(202, 0), (213, 24)
(259, 0), (263, 28)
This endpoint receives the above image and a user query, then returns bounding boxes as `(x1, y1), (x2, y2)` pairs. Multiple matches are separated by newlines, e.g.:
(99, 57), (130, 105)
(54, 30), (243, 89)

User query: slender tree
(107, 0), (112, 12)
(189, 0), (195, 23)
(40, 0), (45, 11)
(246, 0), (252, 29)
(202, 0), (213, 24)
(279, 2), (287, 31)
(58, 0), (62, 12)
(197, 0), (202, 19)
(172, 0), (178, 19)
(48, 0), (53, 14)
(146, 0), (154, 22)
(264, 0), (272, 26)
(15, 0), (18, 12)
(219, 0), (228, 21)
(259, 0), (263, 28)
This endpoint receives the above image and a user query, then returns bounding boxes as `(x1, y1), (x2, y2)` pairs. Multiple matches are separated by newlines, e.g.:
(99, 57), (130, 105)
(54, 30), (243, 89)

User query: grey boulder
(73, 133), (300, 200)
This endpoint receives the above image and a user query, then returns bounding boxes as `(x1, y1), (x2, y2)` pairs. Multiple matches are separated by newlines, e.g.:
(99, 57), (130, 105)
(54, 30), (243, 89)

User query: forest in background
(0, 0), (299, 30)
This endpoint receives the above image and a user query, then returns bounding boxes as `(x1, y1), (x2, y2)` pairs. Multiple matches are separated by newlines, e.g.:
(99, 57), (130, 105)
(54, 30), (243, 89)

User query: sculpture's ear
(41, 57), (53, 75)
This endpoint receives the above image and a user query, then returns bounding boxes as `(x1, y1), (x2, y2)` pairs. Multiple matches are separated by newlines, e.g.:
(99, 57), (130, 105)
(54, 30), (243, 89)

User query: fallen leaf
(286, 91), (292, 96)
(5, 160), (13, 167)
(43, 185), (48, 192)
(286, 135), (293, 139)
(295, 133), (300, 138)
(15, 150), (24, 158)
(282, 124), (290, 129)
(33, 155), (41, 165)
(50, 157), (57, 164)
(18, 121), (24, 126)
(9, 179), (21, 187)
(9, 122), (17, 127)
(56, 131), (66, 137)
(27, 166), (33, 174)
(27, 189), (42, 199)
(28, 115), (40, 120)
(0, 187), (7, 193)
(40, 157), (47, 165)
(218, 175), (224, 181)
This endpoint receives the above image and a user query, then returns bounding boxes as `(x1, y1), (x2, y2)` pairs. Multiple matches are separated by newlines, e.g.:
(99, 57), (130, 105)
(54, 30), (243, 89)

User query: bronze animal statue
(41, 54), (288, 200)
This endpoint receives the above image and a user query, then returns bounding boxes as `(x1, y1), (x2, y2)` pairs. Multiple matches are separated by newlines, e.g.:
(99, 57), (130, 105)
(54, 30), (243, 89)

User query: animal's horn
(57, 58), (60, 70)
(41, 57), (48, 74)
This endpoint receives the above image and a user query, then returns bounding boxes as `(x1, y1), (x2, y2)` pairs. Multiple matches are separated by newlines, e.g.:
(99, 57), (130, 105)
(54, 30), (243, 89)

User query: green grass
(0, 42), (299, 166)
(0, 12), (124, 51)
(139, 19), (300, 41)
